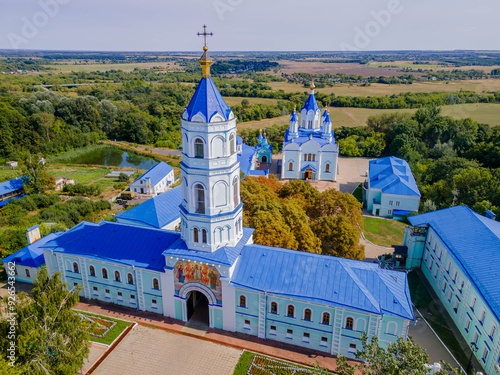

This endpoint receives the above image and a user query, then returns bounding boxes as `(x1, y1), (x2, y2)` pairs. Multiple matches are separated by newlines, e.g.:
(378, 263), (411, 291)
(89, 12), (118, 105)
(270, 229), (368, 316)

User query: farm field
(223, 96), (280, 106)
(238, 103), (500, 130)
(43, 61), (180, 73)
(267, 79), (500, 96)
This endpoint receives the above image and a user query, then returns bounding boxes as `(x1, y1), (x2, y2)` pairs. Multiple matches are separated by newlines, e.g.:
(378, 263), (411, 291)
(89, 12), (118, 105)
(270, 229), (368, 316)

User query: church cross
(197, 25), (213, 47)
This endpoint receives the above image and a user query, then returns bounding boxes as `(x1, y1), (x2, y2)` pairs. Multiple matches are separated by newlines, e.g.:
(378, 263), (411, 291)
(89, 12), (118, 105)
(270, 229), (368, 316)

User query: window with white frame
(452, 270), (458, 282)
(442, 280), (448, 292)
(304, 308), (312, 321)
(117, 292), (123, 301)
(447, 288), (453, 301)
(151, 299), (157, 308)
(239, 295), (247, 308)
(424, 250), (429, 262)
(389, 200), (393, 206)
(270, 325), (276, 335)
(322, 312), (330, 325)
(349, 343), (357, 353)
(130, 294), (136, 304)
(127, 273), (134, 285)
(395, 201), (400, 207)
(93, 286), (98, 296)
(453, 297), (460, 314)
(388, 209), (392, 215)
(465, 316), (471, 332)
(481, 347), (489, 363)
(320, 337), (328, 346)
(459, 279), (465, 293)
(446, 261), (451, 273)
(270, 302), (278, 314)
(479, 309), (486, 325)
(89, 265), (96, 277)
(25, 269), (31, 278)
(105, 289), (110, 298)
(153, 278), (160, 290)
(303, 332), (310, 343)
(473, 331), (479, 345)
(102, 268), (108, 279)
(433, 266), (439, 278)
(114, 270), (121, 282)
(73, 262), (79, 273)
(287, 305), (295, 318)
(286, 329), (293, 339)
(489, 324), (497, 340)
(470, 295), (477, 310)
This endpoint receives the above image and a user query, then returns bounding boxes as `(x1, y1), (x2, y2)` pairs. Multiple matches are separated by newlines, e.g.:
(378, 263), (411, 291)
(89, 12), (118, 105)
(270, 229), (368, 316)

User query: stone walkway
(76, 299), (358, 372)
(92, 324), (241, 375)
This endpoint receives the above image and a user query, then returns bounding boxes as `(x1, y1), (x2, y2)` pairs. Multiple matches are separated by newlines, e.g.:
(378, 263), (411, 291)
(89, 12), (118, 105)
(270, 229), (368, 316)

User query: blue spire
(290, 109), (298, 122)
(301, 92), (320, 113)
(323, 109), (331, 123)
(185, 77), (232, 122)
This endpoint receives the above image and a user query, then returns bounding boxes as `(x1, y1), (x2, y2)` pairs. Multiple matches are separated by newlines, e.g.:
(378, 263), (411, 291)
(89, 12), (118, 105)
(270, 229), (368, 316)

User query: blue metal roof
(1, 233), (61, 268)
(301, 93), (320, 113)
(0, 177), (24, 196)
(185, 77), (232, 122)
(290, 110), (298, 122)
(116, 186), (182, 229)
(236, 135), (243, 145)
(0, 194), (27, 207)
(323, 109), (331, 123)
(163, 227), (254, 267)
(132, 161), (173, 187)
(284, 129), (338, 148)
(369, 157), (420, 197)
(238, 143), (257, 177)
(409, 206), (500, 322)
(231, 244), (414, 320)
(301, 164), (317, 172)
(44, 221), (181, 272)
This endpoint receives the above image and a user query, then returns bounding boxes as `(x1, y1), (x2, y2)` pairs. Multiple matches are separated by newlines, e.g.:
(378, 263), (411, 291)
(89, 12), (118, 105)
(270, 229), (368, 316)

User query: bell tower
(179, 27), (244, 252)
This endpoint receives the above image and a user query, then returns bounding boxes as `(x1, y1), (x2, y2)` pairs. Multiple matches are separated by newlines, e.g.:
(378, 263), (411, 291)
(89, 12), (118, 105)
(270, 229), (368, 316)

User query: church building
(4, 39), (413, 360)
(281, 84), (339, 181)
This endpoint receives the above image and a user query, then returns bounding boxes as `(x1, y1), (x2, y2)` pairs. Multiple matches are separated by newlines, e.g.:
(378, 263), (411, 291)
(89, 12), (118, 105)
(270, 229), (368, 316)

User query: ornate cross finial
(197, 25), (213, 48)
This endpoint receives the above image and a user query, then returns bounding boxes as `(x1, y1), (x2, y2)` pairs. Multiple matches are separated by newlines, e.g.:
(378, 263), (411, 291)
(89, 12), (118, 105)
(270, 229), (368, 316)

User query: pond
(63, 147), (158, 170)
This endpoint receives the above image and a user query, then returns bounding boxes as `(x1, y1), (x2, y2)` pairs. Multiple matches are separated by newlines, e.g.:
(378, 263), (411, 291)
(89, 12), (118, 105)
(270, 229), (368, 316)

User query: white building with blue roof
(281, 83), (339, 181)
(403, 206), (500, 374)
(6, 42), (414, 360)
(129, 161), (174, 196)
(364, 156), (421, 219)
(0, 176), (25, 207)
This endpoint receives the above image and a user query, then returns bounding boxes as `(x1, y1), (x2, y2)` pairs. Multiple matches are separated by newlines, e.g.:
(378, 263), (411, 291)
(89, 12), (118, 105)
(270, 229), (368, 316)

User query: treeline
(239, 124), (288, 154)
(241, 177), (365, 260)
(0, 194), (111, 255)
(335, 107), (500, 217)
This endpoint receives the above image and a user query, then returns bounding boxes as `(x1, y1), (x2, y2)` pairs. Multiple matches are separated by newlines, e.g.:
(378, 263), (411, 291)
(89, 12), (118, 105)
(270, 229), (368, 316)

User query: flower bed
(79, 313), (117, 338)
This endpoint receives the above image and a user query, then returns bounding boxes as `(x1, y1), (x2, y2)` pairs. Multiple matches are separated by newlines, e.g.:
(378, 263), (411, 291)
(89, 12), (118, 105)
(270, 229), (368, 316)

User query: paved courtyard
(92, 324), (241, 375)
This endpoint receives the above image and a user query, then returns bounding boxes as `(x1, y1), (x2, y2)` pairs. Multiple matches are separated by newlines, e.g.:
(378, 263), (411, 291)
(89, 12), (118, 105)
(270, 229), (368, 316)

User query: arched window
(270, 302), (278, 314)
(194, 228), (199, 242)
(345, 317), (354, 330)
(307, 154), (312, 161)
(386, 321), (397, 335)
(114, 270), (121, 282)
(312, 154), (316, 161)
(479, 309), (486, 324)
(25, 269), (31, 278)
(233, 178), (239, 206)
(304, 308), (312, 321)
(322, 312), (330, 325)
(239, 295), (247, 308)
(304, 154), (307, 161)
(202, 229), (207, 244)
(73, 262), (79, 273)
(152, 278), (160, 290)
(325, 163), (330, 173)
(261, 155), (268, 163)
(230, 133), (236, 154)
(89, 265), (95, 277)
(102, 268), (108, 279)
(127, 273), (134, 285)
(288, 162), (293, 171)
(489, 324), (497, 339)
(194, 184), (205, 214)
(287, 305), (295, 318)
(194, 138), (204, 158)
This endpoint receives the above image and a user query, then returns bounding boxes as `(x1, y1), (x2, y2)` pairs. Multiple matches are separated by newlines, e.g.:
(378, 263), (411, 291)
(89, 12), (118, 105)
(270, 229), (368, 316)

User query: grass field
(267, 79), (500, 97)
(223, 96), (280, 106)
(363, 216), (407, 247)
(43, 61), (179, 73)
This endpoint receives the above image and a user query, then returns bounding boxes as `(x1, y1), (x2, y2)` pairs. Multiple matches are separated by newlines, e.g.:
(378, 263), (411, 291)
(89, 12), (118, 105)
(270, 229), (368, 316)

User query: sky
(0, 0), (499, 52)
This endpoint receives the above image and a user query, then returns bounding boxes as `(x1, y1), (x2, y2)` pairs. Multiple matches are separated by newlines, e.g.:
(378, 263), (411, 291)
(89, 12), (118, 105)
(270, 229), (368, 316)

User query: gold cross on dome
(197, 25), (213, 47)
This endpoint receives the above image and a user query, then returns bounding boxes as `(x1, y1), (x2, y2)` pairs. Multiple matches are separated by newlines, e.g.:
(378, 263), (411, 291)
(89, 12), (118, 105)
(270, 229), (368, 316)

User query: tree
(0, 267), (91, 374)
(118, 173), (130, 182)
(21, 153), (54, 194)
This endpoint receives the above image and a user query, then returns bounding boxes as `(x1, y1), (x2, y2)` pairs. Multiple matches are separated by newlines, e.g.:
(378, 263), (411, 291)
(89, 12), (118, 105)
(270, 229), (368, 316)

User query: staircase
(135, 270), (145, 310)
(258, 293), (266, 339)
(331, 309), (344, 355)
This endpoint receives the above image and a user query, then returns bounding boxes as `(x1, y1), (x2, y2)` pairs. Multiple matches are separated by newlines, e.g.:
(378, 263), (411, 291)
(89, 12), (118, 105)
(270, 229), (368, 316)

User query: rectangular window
(453, 298), (460, 314)
(303, 332), (310, 343)
(93, 286), (98, 296)
(395, 201), (400, 207)
(349, 343), (357, 353)
(442, 280), (447, 292)
(73, 283), (78, 287)
(387, 209), (392, 215)
(270, 325), (276, 335)
(429, 258), (434, 270)
(465, 317), (471, 332)
(105, 289), (110, 298)
(452, 270), (458, 282)
(130, 294), (136, 304)
(117, 292), (123, 301)
(320, 337), (328, 347)
(447, 289), (453, 302)
(470, 296), (477, 310)
(472, 331), (479, 345)
(424, 250), (429, 262)
(286, 329), (293, 339)
(389, 200), (393, 206)
(433, 266), (439, 278)
(152, 299), (157, 308)
(459, 279), (465, 293)
(481, 347), (489, 363)
(244, 320), (250, 330)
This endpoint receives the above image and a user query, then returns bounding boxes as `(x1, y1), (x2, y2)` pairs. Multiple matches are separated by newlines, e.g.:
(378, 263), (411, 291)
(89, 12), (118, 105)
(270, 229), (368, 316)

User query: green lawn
(407, 271), (469, 369)
(233, 351), (330, 375)
(362, 216), (407, 247)
(77, 310), (132, 345)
